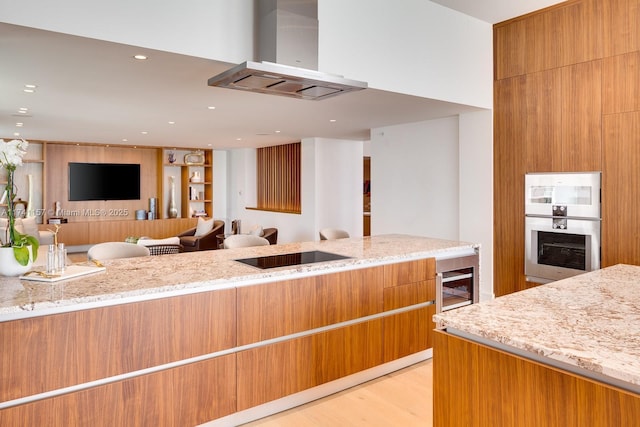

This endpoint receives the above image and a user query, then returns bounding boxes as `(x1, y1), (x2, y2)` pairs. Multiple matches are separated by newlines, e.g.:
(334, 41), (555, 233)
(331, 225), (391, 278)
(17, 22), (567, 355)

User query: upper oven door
(525, 216), (600, 283)
(525, 172), (601, 218)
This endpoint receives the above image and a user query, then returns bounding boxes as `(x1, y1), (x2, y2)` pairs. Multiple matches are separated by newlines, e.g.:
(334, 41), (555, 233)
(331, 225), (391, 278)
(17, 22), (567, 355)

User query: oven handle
(525, 213), (601, 221)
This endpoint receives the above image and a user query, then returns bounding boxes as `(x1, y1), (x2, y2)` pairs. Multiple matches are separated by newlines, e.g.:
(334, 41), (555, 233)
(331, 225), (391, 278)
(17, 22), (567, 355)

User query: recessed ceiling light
(275, 130), (281, 133)
(207, 106), (216, 110)
(24, 84), (37, 89)
(23, 89), (35, 93)
(133, 54), (148, 60)
(13, 132), (20, 137)
(168, 121), (175, 125)
(16, 123), (23, 127)
(122, 139), (128, 142)
(141, 131), (148, 135)
(207, 144), (212, 147)
(19, 107), (28, 111)
(17, 110), (28, 114)
(236, 137), (242, 141)
(329, 119), (337, 122)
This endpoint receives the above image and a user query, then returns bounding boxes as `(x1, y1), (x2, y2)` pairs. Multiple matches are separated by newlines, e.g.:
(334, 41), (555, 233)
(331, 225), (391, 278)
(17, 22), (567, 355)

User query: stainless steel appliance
(436, 251), (479, 312)
(524, 172), (601, 283)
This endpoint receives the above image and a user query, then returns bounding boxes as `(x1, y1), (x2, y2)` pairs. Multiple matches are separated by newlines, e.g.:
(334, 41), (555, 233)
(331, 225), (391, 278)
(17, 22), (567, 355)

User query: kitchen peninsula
(0, 234), (477, 426)
(433, 264), (640, 427)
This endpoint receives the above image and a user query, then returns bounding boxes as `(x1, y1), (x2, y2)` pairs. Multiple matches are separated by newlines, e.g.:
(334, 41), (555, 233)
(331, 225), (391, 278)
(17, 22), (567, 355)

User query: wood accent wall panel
(256, 142), (301, 213)
(0, 289), (236, 403)
(602, 112), (640, 266)
(45, 144), (158, 222)
(603, 0), (640, 57)
(603, 52), (640, 115)
(561, 61), (603, 172)
(236, 267), (384, 346)
(433, 331), (640, 427)
(0, 354), (236, 427)
(236, 319), (383, 411)
(494, 0), (603, 80)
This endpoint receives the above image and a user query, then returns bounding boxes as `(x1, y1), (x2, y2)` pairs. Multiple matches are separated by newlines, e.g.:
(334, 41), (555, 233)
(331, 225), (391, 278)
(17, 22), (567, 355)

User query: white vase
(168, 176), (178, 218)
(0, 246), (33, 277)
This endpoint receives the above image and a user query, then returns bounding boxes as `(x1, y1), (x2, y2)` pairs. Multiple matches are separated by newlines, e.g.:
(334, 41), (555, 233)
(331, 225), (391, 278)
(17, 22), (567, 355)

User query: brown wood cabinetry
(237, 320), (383, 411)
(1, 258), (438, 424)
(236, 267), (384, 346)
(382, 258), (436, 361)
(494, 0), (603, 80)
(433, 331), (640, 426)
(38, 217), (196, 246)
(602, 111), (640, 267)
(493, 0), (610, 296)
(603, 0), (640, 57)
(236, 259), (436, 410)
(0, 289), (237, 425)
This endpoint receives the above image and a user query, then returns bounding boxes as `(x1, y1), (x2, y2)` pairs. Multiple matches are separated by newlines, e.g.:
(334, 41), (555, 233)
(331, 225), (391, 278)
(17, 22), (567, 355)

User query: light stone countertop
(0, 234), (477, 321)
(434, 264), (640, 392)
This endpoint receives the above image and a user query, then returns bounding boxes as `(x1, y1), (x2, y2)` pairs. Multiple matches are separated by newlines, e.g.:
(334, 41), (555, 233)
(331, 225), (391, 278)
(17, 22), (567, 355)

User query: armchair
(261, 227), (278, 245)
(177, 219), (224, 252)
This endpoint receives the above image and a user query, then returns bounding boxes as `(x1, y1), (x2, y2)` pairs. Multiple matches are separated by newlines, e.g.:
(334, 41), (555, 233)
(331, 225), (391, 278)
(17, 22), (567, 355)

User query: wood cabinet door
(494, 77), (527, 296)
(602, 111), (640, 267)
(0, 354), (237, 427)
(237, 267), (384, 346)
(603, 0), (640, 57)
(561, 60), (602, 172)
(236, 320), (383, 410)
(0, 289), (236, 403)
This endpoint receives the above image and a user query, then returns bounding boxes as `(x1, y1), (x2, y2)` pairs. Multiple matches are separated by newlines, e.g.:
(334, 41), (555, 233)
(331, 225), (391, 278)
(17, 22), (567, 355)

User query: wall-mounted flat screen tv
(68, 162), (141, 201)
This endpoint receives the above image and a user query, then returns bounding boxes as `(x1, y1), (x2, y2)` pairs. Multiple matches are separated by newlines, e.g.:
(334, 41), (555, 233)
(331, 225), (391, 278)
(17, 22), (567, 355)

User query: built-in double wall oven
(524, 172), (601, 284)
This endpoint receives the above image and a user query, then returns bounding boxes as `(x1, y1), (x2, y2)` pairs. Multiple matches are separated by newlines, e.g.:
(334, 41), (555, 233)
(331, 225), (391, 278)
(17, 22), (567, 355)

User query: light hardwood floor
(242, 360), (433, 427)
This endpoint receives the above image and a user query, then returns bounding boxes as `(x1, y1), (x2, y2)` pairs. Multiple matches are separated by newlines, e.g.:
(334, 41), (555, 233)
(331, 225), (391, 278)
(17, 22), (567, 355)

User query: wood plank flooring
(241, 360), (433, 427)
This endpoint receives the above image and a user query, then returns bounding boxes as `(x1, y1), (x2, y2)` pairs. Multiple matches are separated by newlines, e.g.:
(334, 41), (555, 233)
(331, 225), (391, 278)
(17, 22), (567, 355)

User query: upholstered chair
(261, 228), (278, 245)
(319, 228), (350, 240)
(177, 219), (225, 252)
(87, 242), (150, 261)
(223, 234), (270, 249)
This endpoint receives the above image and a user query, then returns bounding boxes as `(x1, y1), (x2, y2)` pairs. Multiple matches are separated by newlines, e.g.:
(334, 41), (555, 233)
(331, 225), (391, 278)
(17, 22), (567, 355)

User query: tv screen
(69, 163), (141, 201)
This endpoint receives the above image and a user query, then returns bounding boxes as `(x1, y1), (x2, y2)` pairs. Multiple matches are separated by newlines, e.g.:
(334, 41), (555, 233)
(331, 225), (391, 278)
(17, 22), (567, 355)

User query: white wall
(371, 117), (460, 240)
(2, 0), (492, 108)
(213, 150), (228, 225)
(371, 113), (494, 299)
(318, 0), (493, 108)
(459, 110), (494, 300)
(0, 0), (254, 63)
(313, 138), (363, 238)
(223, 138), (362, 243)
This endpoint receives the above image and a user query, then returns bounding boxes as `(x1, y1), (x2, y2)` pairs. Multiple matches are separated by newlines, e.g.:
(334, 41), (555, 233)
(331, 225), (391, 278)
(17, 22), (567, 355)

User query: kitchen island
(433, 264), (640, 427)
(0, 234), (477, 426)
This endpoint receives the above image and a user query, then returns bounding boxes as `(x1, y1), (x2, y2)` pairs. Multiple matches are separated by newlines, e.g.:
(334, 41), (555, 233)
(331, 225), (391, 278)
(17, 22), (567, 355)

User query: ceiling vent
(208, 0), (367, 100)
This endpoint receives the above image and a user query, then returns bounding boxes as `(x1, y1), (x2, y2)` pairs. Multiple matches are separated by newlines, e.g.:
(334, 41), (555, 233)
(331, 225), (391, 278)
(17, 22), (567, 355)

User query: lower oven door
(525, 216), (600, 283)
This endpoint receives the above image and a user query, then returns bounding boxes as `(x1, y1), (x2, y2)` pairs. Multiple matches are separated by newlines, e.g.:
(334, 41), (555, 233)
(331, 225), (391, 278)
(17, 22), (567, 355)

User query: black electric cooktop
(235, 250), (351, 270)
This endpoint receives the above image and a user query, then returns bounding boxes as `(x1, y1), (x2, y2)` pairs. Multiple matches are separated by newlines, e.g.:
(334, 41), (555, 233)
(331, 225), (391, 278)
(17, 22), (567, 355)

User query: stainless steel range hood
(208, 60), (367, 101)
(207, 0), (367, 101)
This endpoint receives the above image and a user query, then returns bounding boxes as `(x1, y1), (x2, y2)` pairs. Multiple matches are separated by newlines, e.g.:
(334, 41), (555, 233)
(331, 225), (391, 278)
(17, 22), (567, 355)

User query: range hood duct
(208, 0), (367, 101)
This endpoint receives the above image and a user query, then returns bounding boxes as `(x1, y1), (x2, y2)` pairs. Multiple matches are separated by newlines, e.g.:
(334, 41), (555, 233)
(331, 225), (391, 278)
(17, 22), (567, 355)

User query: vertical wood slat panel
(256, 142), (300, 213)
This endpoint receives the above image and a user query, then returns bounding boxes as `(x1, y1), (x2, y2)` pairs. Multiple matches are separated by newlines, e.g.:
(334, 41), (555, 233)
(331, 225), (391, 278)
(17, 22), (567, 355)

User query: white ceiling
(0, 1), (566, 150)
(430, 0), (566, 24)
